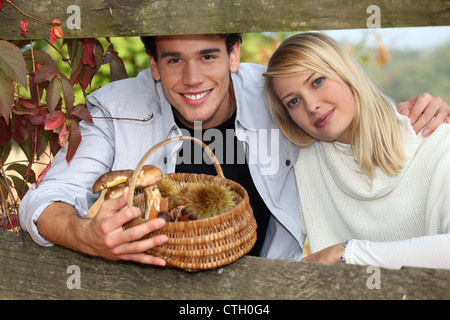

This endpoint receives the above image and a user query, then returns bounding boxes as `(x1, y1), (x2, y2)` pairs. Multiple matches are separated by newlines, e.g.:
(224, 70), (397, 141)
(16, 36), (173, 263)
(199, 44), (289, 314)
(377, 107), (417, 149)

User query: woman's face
(272, 71), (356, 144)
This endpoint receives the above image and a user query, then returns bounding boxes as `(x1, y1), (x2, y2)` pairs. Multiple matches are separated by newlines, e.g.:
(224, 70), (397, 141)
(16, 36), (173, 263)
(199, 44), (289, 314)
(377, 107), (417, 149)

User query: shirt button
(164, 157), (168, 164)
(285, 159), (291, 166)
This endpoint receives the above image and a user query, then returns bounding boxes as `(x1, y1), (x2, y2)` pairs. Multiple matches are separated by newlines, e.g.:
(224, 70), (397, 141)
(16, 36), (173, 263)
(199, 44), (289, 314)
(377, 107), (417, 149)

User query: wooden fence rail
(0, 0), (449, 40)
(1, 231), (449, 300)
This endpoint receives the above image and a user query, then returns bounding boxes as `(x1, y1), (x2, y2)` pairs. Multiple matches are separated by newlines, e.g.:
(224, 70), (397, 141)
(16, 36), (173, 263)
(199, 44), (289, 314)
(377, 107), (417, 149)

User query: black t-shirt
(174, 111), (270, 256)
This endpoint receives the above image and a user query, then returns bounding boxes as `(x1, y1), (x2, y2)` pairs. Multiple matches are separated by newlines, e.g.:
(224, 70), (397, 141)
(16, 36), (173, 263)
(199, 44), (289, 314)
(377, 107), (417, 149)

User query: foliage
(366, 41), (450, 104)
(0, 1), (129, 230)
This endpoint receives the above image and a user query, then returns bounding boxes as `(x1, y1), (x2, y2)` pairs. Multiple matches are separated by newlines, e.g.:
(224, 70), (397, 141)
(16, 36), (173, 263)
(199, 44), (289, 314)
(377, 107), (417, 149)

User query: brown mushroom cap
(126, 165), (162, 189)
(93, 165), (163, 194)
(92, 170), (133, 193)
(104, 184), (126, 200)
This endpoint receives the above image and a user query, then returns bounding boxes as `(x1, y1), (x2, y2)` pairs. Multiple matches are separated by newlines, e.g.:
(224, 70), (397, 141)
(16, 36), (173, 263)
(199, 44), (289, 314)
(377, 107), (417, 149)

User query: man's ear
(229, 40), (241, 74)
(148, 53), (161, 81)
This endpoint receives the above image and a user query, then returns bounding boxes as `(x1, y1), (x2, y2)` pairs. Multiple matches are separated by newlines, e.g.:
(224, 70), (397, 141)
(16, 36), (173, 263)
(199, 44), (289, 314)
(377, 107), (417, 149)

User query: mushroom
(92, 165), (163, 220)
(92, 170), (133, 194)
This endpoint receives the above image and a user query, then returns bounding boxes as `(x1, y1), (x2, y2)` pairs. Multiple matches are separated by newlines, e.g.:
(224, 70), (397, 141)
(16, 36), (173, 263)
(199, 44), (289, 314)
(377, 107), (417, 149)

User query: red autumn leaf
(0, 39), (28, 87)
(70, 104), (93, 123)
(18, 98), (39, 109)
(69, 62), (82, 86)
(0, 71), (14, 124)
(49, 28), (58, 45)
(44, 110), (65, 130)
(53, 25), (63, 39)
(34, 64), (59, 84)
(46, 76), (62, 112)
(0, 0), (4, 11)
(110, 54), (129, 82)
(25, 113), (45, 126)
(60, 75), (75, 111)
(80, 65), (94, 90)
(11, 112), (27, 144)
(0, 116), (12, 145)
(36, 161), (51, 188)
(20, 19), (29, 36)
(6, 214), (19, 231)
(81, 38), (96, 68)
(66, 121), (81, 163)
(58, 120), (68, 148)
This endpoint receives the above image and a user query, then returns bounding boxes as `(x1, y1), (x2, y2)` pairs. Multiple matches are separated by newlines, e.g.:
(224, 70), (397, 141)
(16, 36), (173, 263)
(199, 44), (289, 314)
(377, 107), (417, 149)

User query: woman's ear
(229, 40), (241, 74)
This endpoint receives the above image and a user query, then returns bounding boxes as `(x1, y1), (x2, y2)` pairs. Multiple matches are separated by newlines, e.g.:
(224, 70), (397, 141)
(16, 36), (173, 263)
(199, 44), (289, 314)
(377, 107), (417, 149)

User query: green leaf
(0, 40), (27, 87)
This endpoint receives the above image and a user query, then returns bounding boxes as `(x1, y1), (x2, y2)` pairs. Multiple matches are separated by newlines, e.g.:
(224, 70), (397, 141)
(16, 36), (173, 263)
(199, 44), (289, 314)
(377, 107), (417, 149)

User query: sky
(323, 26), (450, 50)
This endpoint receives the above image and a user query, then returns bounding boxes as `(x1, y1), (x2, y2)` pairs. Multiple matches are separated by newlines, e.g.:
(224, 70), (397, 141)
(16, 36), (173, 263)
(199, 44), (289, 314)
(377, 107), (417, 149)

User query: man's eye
(168, 58), (181, 64)
(203, 55), (215, 61)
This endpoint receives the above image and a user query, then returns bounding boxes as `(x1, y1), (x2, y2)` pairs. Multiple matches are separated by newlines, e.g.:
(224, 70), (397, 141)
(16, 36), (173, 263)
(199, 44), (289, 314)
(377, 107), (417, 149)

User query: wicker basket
(125, 136), (257, 272)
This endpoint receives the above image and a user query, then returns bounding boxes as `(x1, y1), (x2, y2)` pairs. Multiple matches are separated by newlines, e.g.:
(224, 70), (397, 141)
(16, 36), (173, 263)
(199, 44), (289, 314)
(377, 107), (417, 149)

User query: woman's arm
(302, 229), (450, 269)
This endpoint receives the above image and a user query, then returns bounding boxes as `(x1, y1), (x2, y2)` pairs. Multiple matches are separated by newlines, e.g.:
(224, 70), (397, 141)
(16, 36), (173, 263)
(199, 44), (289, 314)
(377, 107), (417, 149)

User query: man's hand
(397, 93), (450, 136)
(83, 187), (168, 265)
(37, 188), (168, 265)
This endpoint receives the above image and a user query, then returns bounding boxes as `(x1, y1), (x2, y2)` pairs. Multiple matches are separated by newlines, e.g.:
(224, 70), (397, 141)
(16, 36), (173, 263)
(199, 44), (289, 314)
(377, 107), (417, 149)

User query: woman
(264, 32), (450, 269)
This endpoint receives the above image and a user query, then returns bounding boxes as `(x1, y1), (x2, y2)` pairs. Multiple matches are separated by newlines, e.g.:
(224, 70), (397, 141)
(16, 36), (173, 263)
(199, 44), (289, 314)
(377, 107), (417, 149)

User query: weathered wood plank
(1, 230), (449, 301)
(0, 0), (449, 40)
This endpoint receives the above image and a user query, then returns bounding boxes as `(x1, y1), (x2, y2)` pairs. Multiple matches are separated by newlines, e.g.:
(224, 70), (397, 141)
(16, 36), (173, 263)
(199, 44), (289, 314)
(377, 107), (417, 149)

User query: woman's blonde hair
(264, 32), (405, 178)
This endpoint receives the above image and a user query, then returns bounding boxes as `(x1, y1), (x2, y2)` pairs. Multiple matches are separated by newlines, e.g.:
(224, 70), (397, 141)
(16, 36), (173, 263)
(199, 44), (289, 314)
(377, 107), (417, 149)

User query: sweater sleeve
(345, 231), (450, 269)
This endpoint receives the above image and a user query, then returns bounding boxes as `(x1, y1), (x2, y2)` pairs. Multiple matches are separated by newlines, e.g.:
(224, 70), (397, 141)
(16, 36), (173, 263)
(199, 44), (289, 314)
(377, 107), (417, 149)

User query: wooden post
(1, 231), (449, 300)
(0, 0), (449, 40)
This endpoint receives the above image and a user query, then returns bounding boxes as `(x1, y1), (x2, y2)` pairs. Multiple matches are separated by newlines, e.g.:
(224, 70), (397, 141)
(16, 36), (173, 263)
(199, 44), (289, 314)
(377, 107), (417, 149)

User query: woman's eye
(313, 77), (324, 86)
(287, 97), (300, 109)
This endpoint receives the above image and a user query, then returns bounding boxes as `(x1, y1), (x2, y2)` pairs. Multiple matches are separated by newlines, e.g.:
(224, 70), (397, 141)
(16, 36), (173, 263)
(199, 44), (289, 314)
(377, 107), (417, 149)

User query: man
(19, 33), (450, 266)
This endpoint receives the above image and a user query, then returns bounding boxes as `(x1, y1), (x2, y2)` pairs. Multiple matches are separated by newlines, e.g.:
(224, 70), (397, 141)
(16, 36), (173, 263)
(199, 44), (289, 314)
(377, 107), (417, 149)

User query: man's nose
(182, 62), (204, 86)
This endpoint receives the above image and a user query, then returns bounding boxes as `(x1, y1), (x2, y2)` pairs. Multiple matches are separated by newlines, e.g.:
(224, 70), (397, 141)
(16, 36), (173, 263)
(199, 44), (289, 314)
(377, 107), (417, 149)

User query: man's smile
(180, 89), (213, 105)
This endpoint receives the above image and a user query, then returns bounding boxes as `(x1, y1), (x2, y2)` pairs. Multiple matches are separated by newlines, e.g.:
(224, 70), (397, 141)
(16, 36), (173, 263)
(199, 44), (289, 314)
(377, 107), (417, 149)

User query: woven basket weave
(125, 136), (257, 272)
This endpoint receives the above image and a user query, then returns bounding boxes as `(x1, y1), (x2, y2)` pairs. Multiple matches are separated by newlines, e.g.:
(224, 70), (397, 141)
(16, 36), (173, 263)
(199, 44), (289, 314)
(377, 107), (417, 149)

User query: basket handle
(127, 136), (224, 208)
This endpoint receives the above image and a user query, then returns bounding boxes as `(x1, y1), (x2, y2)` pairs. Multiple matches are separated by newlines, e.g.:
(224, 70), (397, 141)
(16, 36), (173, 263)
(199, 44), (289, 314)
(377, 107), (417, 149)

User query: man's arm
(397, 93), (450, 136)
(37, 188), (168, 265)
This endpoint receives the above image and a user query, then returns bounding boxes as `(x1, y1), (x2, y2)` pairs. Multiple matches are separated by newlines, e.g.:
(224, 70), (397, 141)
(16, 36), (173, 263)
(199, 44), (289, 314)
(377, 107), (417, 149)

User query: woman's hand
(301, 242), (346, 264)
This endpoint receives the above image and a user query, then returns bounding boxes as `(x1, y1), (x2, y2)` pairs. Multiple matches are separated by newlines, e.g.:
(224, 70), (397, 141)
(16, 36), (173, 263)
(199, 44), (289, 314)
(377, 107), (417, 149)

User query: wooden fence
(1, 231), (449, 300)
(0, 0), (449, 40)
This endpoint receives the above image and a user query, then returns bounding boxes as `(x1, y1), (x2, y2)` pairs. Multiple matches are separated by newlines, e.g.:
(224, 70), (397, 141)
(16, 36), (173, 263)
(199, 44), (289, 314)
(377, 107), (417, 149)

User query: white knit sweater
(295, 115), (450, 269)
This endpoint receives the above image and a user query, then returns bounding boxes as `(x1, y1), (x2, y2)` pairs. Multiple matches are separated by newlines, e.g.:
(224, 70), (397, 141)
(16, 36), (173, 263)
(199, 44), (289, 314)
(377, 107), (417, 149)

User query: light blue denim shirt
(19, 63), (304, 261)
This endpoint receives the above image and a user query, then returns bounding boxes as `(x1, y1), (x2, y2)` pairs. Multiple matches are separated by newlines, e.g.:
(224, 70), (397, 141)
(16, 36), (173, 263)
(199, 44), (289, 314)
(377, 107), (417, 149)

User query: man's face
(149, 34), (240, 129)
